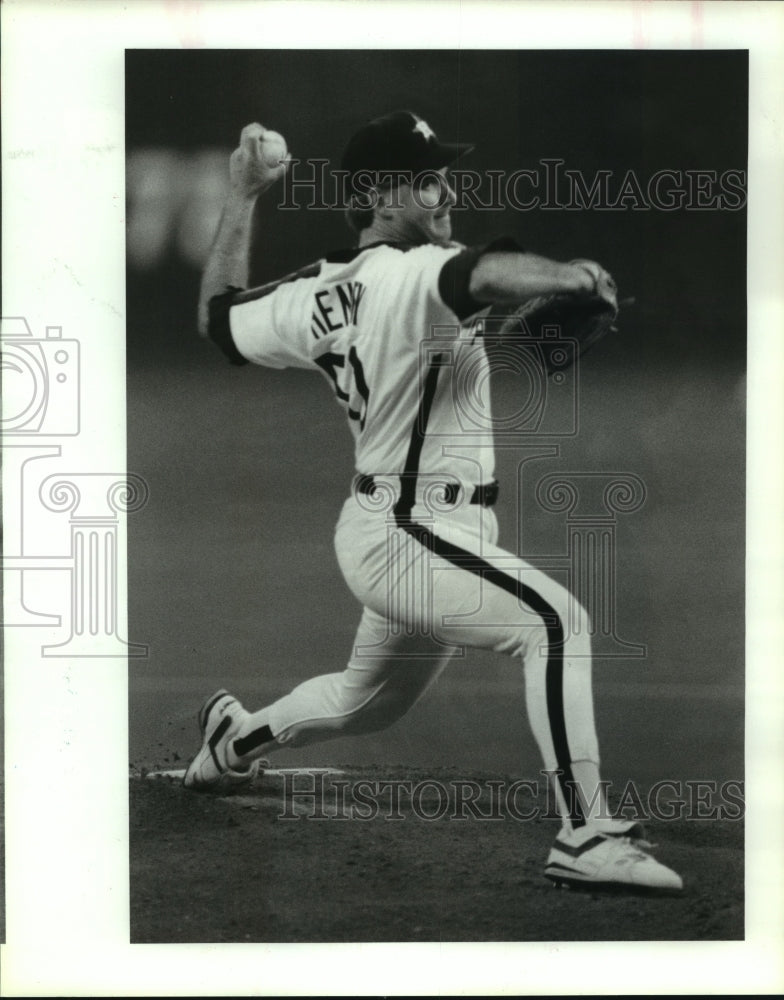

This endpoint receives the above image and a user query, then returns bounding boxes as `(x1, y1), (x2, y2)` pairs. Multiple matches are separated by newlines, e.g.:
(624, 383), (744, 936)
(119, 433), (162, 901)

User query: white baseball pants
(232, 491), (605, 827)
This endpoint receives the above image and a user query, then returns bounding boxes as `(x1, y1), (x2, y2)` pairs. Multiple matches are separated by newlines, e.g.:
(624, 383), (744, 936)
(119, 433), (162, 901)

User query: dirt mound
(130, 766), (743, 943)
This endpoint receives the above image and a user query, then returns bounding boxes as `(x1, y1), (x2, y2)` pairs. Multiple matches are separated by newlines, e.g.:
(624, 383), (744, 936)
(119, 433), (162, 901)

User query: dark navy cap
(341, 110), (474, 185)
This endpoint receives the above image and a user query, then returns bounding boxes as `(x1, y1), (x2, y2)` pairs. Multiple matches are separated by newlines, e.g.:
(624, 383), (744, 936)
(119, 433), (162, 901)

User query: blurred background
(127, 50), (746, 790)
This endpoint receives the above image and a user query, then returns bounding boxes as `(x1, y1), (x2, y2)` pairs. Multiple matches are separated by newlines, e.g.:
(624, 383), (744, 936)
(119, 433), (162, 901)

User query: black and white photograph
(126, 45), (749, 943)
(3, 1), (784, 995)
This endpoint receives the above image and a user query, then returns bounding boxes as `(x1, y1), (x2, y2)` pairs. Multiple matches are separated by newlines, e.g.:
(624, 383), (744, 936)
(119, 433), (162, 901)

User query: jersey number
(315, 348), (370, 430)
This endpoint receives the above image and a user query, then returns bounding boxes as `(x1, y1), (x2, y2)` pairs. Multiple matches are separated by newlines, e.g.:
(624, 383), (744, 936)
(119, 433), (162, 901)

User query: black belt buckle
(471, 480), (500, 507)
(356, 474), (377, 497)
(442, 482), (461, 505)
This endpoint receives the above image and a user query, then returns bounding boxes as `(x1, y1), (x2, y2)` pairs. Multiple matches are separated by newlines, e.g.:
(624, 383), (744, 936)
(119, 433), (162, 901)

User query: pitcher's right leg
(221, 603), (455, 765)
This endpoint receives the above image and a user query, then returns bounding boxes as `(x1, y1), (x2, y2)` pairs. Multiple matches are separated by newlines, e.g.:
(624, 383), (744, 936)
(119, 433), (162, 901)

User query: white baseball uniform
(208, 237), (604, 828)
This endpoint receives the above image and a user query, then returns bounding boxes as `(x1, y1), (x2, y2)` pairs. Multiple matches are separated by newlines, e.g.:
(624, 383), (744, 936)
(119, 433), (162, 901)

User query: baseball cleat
(544, 821), (683, 892)
(183, 689), (261, 792)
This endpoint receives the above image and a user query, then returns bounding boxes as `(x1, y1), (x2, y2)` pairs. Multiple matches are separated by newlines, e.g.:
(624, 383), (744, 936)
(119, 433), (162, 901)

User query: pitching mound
(129, 766), (742, 943)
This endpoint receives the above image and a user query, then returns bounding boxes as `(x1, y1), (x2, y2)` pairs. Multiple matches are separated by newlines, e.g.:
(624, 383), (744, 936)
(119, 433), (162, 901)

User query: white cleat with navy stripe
(544, 820), (683, 892)
(183, 689), (261, 791)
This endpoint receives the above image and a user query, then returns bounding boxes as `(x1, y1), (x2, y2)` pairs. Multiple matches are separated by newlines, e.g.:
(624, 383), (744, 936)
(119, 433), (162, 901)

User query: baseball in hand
(260, 130), (289, 168)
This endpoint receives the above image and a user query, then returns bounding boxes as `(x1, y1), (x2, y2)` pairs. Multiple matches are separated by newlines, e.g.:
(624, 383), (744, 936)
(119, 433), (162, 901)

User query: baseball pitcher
(184, 111), (682, 893)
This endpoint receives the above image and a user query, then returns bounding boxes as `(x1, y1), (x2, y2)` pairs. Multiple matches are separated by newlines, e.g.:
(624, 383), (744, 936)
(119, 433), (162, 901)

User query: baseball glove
(483, 270), (626, 378)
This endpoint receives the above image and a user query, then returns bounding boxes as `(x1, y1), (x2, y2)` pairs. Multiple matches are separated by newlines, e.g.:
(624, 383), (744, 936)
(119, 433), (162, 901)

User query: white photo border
(2, 0), (783, 995)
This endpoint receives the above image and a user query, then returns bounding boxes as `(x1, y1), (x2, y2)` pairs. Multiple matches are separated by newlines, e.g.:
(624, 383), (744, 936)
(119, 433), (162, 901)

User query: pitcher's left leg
(404, 526), (604, 830)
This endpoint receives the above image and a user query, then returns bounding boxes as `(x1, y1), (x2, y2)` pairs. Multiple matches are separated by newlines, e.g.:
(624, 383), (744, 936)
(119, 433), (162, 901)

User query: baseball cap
(341, 110), (474, 188)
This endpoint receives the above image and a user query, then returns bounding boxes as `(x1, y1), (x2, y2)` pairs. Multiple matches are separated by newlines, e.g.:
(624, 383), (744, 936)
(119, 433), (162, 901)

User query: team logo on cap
(413, 118), (436, 141)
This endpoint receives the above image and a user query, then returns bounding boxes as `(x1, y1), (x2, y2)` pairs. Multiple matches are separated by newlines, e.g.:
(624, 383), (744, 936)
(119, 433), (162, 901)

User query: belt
(355, 475), (499, 508)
